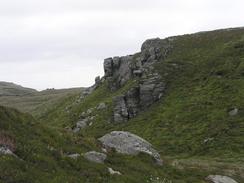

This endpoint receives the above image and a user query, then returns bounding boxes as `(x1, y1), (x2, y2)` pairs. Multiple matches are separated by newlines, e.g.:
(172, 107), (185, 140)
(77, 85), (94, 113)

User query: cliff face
(101, 38), (172, 123)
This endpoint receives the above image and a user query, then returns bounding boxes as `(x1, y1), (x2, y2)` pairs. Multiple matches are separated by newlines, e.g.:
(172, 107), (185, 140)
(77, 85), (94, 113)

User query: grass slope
(0, 82), (37, 96)
(0, 87), (83, 117)
(0, 28), (244, 182)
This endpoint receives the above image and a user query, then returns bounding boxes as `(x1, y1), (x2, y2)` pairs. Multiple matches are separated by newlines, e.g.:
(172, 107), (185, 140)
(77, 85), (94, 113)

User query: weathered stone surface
(104, 58), (113, 77)
(206, 175), (238, 183)
(108, 167), (122, 175)
(112, 74), (165, 123)
(139, 74), (165, 108)
(83, 151), (107, 164)
(97, 102), (106, 110)
(113, 96), (128, 123)
(73, 119), (89, 133)
(0, 146), (17, 158)
(98, 131), (163, 165)
(229, 108), (238, 116)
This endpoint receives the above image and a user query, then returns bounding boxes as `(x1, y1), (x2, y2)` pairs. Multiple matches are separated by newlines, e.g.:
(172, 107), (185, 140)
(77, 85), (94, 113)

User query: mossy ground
(0, 28), (244, 182)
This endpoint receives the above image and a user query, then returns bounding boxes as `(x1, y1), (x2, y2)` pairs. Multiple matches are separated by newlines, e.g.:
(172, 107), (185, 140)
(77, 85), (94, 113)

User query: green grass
(0, 28), (244, 182)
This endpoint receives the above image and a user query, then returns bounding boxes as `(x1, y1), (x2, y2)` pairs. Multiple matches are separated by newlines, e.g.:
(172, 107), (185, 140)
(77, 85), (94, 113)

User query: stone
(0, 146), (17, 158)
(133, 69), (143, 77)
(108, 167), (121, 175)
(113, 96), (129, 123)
(72, 119), (89, 133)
(229, 108), (238, 116)
(95, 76), (101, 85)
(83, 151), (107, 164)
(125, 87), (140, 119)
(98, 131), (163, 165)
(97, 102), (106, 110)
(67, 153), (81, 159)
(104, 58), (113, 77)
(206, 175), (238, 183)
(139, 74), (165, 108)
(113, 57), (121, 69)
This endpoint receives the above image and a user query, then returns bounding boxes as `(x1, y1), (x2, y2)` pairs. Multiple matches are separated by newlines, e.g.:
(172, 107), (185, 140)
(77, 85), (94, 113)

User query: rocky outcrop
(206, 175), (238, 183)
(98, 131), (163, 165)
(102, 38), (171, 123)
(113, 74), (165, 123)
(83, 151), (107, 164)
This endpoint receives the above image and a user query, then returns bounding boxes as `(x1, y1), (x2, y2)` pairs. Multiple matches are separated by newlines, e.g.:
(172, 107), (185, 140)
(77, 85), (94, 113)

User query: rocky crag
(93, 38), (172, 123)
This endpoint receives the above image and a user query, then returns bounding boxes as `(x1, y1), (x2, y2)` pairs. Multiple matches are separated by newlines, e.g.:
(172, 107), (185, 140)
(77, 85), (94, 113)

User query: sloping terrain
(0, 87), (83, 117)
(0, 82), (37, 96)
(0, 27), (244, 183)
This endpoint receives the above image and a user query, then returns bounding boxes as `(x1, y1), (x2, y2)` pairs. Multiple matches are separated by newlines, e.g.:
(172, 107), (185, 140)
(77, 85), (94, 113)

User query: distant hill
(0, 82), (84, 117)
(0, 81), (37, 96)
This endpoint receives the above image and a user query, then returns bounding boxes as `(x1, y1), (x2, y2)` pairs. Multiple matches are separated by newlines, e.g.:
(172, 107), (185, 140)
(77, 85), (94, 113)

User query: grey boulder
(206, 175), (238, 183)
(98, 131), (163, 165)
(83, 151), (107, 164)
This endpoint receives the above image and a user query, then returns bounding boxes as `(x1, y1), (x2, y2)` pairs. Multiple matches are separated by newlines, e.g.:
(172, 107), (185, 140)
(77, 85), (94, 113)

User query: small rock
(108, 167), (121, 175)
(0, 146), (17, 158)
(83, 151), (107, 164)
(73, 119), (89, 133)
(87, 108), (93, 115)
(203, 137), (214, 144)
(206, 175), (238, 183)
(229, 108), (238, 116)
(97, 102), (106, 110)
(66, 153), (81, 159)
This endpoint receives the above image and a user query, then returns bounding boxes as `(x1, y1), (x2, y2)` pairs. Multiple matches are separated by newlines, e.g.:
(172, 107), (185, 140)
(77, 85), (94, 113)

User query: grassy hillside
(0, 82), (37, 96)
(0, 28), (244, 182)
(0, 87), (83, 117)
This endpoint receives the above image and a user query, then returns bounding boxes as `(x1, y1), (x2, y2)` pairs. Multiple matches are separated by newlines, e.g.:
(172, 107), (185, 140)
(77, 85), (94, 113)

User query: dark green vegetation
(0, 28), (244, 182)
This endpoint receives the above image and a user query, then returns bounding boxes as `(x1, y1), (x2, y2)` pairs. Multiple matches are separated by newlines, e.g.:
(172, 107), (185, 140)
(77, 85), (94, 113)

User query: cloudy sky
(0, 0), (243, 90)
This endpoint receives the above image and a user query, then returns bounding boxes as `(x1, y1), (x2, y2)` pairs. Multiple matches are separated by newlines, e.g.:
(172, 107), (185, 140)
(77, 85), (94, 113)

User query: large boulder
(206, 175), (238, 183)
(98, 131), (163, 165)
(83, 151), (107, 164)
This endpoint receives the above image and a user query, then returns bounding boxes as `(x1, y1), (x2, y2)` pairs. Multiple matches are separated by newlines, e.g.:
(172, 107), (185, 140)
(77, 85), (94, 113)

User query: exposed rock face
(102, 38), (171, 123)
(98, 131), (163, 165)
(139, 74), (165, 109)
(206, 175), (238, 183)
(83, 151), (107, 164)
(113, 96), (129, 123)
(113, 74), (165, 123)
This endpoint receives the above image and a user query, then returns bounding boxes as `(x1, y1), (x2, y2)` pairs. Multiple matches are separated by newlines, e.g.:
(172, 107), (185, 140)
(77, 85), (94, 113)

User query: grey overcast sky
(0, 0), (243, 90)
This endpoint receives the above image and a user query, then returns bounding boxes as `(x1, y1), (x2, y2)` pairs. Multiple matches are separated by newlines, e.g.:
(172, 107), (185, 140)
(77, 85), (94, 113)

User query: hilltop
(0, 81), (37, 96)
